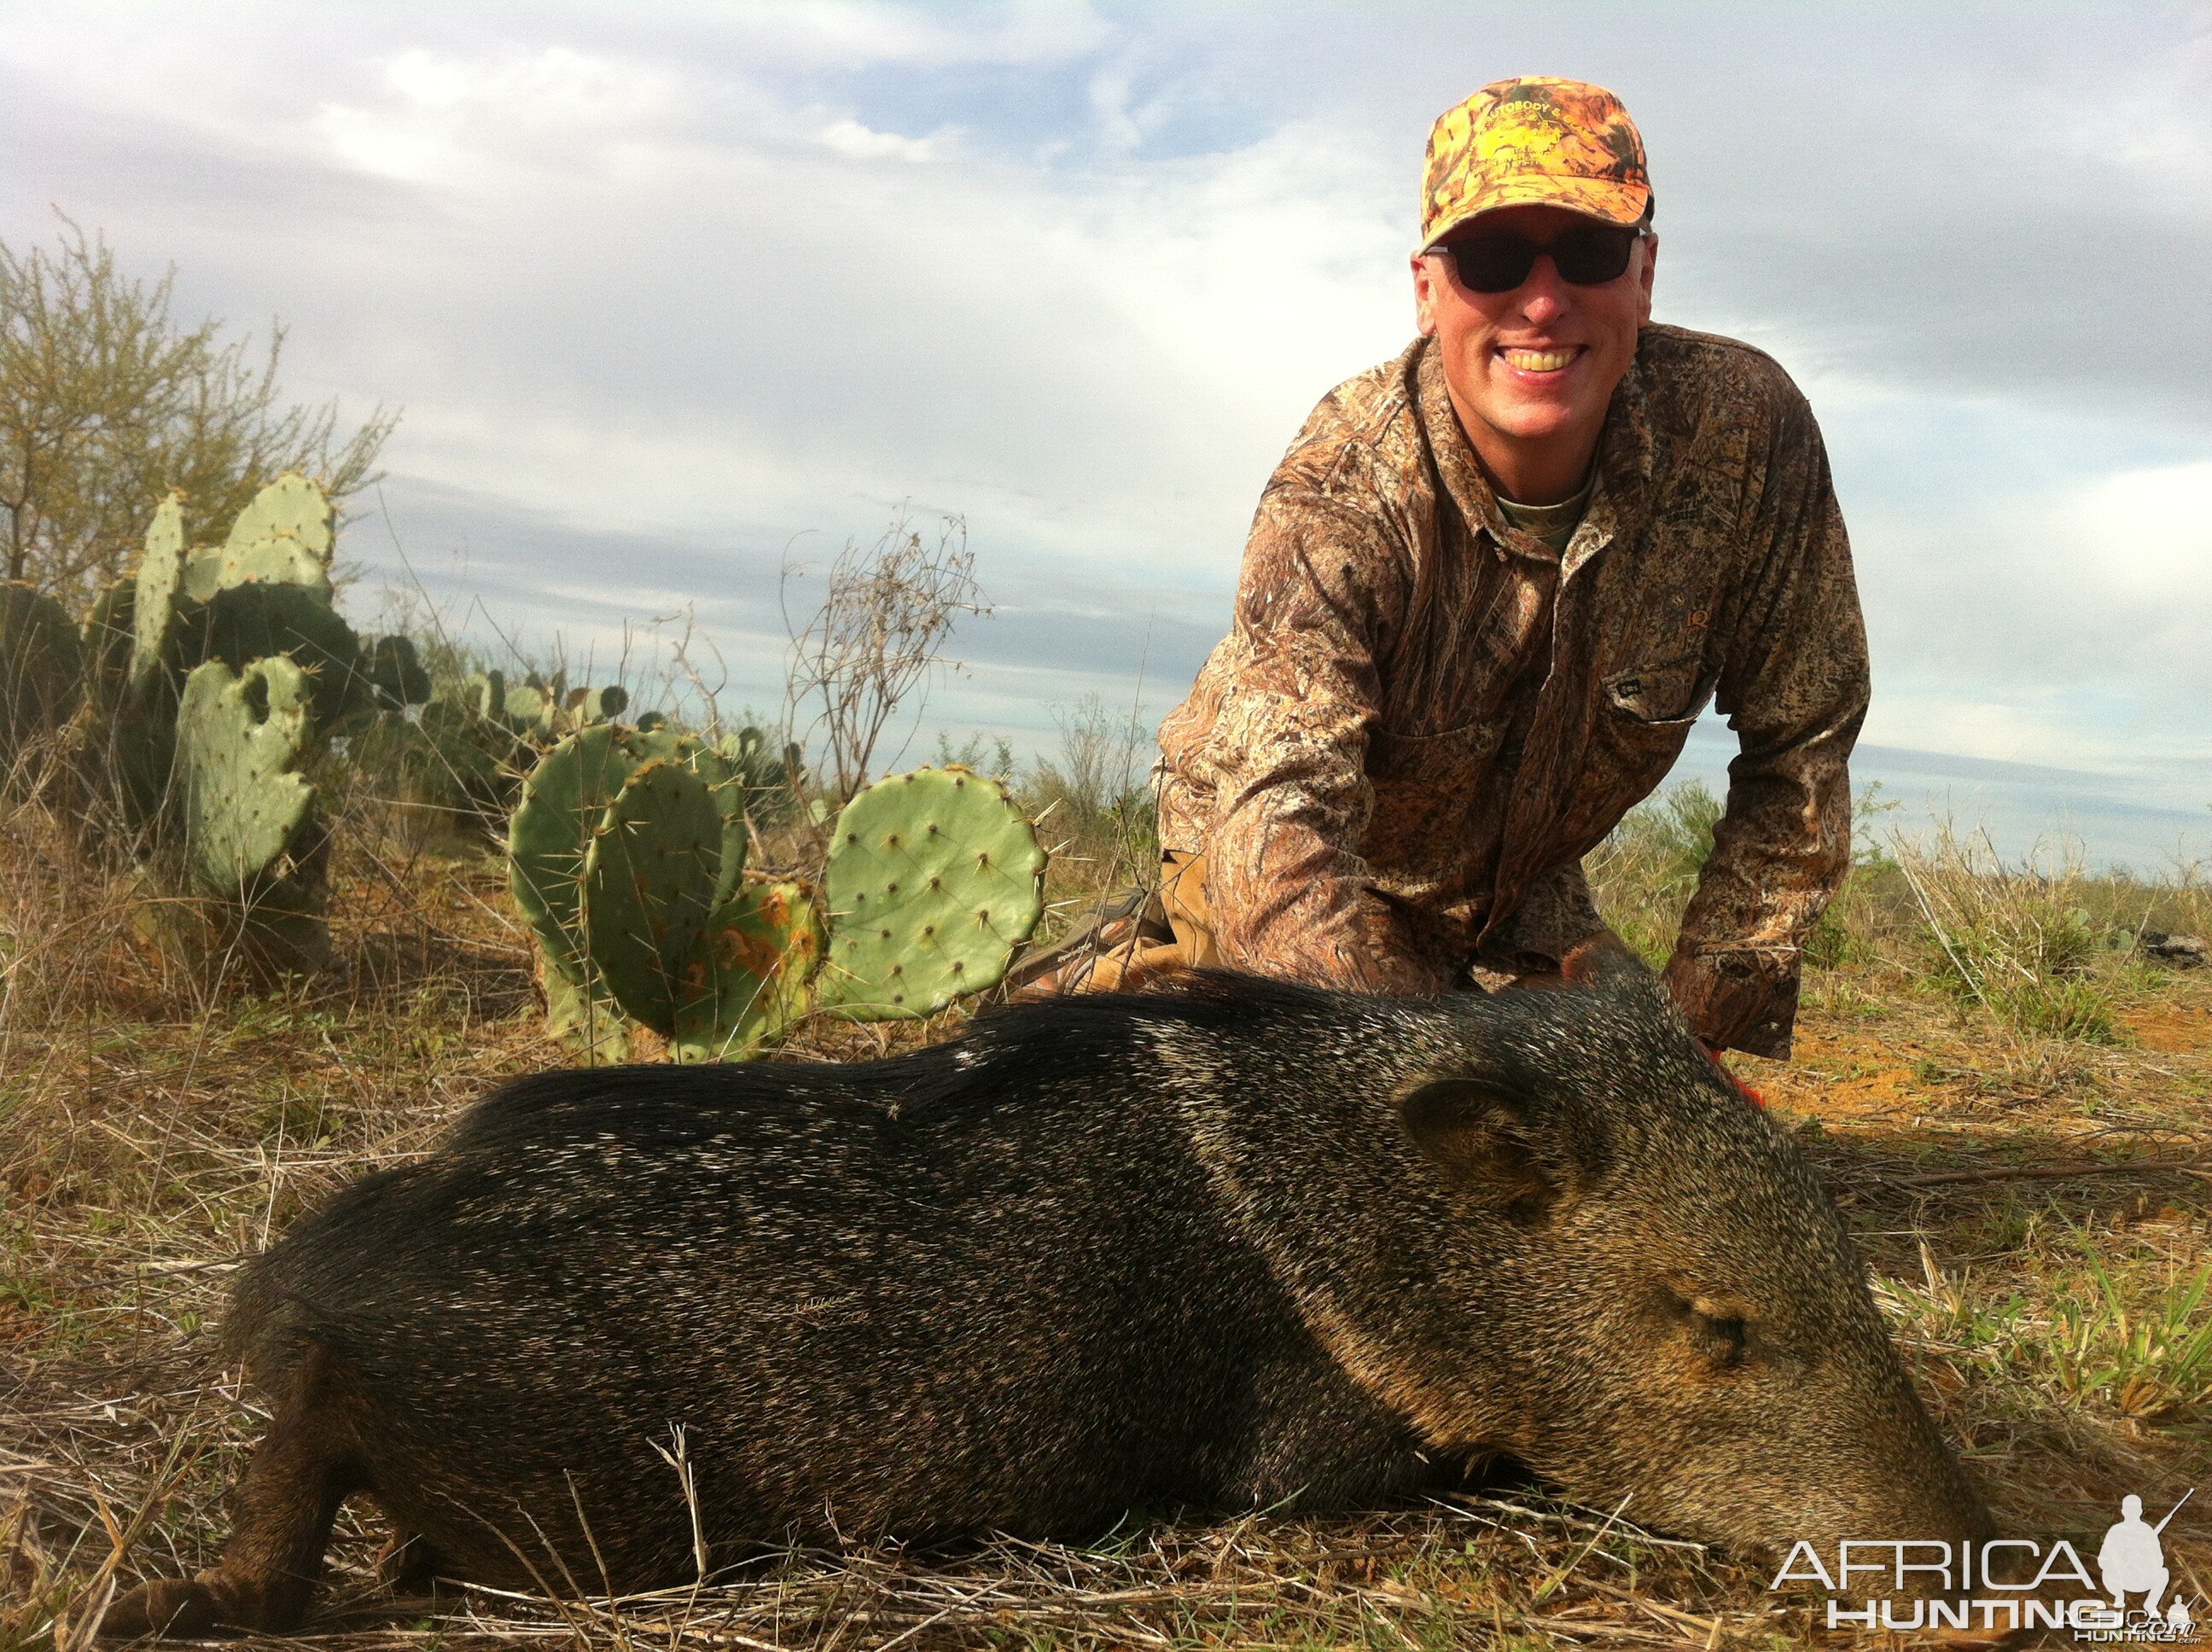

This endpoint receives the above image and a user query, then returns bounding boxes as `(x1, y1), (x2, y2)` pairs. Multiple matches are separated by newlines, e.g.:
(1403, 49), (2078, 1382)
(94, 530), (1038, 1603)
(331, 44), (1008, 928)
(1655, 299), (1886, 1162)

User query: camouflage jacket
(1155, 325), (1869, 1058)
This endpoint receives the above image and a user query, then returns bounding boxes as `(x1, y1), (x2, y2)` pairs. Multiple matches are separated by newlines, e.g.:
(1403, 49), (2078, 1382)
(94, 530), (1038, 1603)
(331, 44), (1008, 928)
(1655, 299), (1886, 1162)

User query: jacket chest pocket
(1602, 657), (1712, 727)
(1364, 719), (1505, 863)
(1559, 659), (1713, 852)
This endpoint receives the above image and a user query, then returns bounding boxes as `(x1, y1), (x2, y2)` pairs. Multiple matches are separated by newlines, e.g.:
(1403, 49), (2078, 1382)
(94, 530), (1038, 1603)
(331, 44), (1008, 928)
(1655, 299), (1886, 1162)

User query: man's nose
(1516, 255), (1570, 323)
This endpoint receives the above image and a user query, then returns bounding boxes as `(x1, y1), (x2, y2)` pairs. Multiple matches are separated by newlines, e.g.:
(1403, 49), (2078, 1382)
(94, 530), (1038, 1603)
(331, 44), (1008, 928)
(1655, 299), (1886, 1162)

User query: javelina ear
(1395, 1078), (1574, 1227)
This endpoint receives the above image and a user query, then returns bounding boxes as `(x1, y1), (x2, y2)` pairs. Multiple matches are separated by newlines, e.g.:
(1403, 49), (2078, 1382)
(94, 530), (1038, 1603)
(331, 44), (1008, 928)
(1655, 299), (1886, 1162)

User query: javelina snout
(107, 948), (1989, 1637)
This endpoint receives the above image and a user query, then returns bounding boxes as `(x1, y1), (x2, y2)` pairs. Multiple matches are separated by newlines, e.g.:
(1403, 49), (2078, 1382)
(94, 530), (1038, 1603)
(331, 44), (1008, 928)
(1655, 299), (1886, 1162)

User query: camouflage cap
(1421, 77), (1650, 249)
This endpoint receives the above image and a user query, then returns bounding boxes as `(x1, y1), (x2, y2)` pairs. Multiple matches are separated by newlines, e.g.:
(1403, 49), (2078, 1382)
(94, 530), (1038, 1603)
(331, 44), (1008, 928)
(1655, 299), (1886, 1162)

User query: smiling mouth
(1500, 346), (1581, 373)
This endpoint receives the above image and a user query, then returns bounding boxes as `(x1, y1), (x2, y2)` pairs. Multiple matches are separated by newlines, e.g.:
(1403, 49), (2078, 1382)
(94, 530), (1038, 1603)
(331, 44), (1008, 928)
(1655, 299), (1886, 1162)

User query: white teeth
(1505, 348), (1574, 371)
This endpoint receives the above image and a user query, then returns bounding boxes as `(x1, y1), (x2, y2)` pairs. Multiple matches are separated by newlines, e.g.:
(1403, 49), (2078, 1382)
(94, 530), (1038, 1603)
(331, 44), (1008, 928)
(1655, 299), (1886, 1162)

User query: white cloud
(815, 115), (953, 162)
(2059, 458), (2212, 596)
(706, 0), (1111, 71)
(312, 47), (682, 182)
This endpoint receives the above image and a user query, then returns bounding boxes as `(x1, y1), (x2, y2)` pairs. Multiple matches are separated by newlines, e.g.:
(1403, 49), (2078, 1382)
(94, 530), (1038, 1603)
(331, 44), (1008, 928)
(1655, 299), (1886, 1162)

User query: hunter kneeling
(1079, 77), (1868, 1063)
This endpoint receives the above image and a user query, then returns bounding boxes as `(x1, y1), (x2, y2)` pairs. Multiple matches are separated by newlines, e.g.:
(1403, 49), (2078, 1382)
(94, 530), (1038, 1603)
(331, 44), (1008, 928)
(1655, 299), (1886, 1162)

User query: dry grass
(5, 771), (2211, 1650)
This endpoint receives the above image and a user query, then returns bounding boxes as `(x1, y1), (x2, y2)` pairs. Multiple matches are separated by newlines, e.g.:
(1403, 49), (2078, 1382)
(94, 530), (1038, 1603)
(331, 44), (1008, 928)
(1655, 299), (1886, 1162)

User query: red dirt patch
(2119, 1002), (2212, 1055)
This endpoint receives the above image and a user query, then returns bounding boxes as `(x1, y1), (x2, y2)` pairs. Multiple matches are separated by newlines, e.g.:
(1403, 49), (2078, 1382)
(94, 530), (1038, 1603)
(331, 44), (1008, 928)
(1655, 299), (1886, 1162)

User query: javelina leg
(105, 1346), (360, 1638)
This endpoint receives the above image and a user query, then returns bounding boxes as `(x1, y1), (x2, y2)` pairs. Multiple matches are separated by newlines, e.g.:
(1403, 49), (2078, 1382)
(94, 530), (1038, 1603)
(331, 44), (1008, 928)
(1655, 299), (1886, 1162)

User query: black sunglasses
(1435, 222), (1646, 294)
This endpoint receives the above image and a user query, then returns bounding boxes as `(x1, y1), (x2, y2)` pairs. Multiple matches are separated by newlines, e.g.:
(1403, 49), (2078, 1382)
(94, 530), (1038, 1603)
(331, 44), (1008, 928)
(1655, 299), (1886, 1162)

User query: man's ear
(1412, 251), (1441, 337)
(1395, 1076), (1576, 1227)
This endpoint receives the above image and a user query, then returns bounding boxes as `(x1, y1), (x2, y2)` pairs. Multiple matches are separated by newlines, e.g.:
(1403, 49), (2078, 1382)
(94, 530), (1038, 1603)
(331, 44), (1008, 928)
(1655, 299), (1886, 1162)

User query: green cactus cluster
(0, 474), (447, 975)
(395, 666), (632, 832)
(454, 667), (628, 742)
(509, 756), (1043, 1062)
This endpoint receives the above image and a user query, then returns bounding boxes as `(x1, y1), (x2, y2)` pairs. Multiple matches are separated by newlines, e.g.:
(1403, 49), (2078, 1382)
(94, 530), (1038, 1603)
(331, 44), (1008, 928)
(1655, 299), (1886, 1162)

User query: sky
(3, 1), (2209, 867)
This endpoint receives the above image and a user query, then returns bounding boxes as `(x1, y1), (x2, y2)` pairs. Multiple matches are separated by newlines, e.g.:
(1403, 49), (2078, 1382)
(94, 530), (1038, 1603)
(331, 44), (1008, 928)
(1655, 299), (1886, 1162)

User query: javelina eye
(1656, 1283), (1752, 1370)
(1690, 1311), (1749, 1368)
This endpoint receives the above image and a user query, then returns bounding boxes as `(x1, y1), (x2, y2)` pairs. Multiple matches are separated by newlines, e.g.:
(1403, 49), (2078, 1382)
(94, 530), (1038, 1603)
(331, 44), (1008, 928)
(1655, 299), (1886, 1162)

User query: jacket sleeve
(1198, 486), (1449, 994)
(1663, 382), (1870, 1058)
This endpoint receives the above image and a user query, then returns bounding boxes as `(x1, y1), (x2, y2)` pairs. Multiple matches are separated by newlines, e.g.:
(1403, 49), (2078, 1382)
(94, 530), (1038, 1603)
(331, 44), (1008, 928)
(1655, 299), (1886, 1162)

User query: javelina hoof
(102, 1579), (218, 1639)
(101, 1573), (308, 1639)
(376, 1532), (451, 1595)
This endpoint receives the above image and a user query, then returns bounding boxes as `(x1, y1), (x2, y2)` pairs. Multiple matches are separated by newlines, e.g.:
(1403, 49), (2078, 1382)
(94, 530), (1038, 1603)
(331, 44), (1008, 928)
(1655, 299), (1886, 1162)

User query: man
(1087, 75), (1867, 1061)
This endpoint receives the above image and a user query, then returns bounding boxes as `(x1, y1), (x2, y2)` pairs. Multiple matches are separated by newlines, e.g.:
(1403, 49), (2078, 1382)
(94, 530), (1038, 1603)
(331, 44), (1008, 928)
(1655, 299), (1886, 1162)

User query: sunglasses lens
(1550, 225), (1636, 284)
(1442, 225), (1638, 292)
(1447, 234), (1538, 294)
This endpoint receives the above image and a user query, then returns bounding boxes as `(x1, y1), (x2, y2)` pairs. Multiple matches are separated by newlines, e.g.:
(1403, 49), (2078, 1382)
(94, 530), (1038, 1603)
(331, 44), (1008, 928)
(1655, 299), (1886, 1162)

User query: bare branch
(782, 510), (989, 803)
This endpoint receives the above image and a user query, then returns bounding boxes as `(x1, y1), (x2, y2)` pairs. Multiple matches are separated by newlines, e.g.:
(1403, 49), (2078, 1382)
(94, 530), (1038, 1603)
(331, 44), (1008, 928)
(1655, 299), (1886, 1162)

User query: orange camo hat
(1421, 76), (1651, 249)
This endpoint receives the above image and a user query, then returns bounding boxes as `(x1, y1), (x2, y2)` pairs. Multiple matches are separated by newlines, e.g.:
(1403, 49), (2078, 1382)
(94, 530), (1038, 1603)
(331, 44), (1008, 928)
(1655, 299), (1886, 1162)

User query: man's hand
(1701, 1040), (1767, 1109)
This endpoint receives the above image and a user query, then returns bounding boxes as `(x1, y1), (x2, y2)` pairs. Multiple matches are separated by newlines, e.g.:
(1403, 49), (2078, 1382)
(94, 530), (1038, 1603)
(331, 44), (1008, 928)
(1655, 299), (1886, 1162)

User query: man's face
(1412, 203), (1657, 475)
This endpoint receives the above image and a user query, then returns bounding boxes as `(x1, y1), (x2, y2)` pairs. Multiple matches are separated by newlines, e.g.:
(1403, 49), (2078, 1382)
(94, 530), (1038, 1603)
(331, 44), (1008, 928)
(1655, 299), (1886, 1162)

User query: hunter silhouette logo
(2098, 1492), (2191, 1622)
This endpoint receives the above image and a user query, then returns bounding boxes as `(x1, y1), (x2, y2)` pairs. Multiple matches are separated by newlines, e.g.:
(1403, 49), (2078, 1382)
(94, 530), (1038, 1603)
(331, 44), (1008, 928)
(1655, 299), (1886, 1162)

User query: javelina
(108, 945), (1990, 1636)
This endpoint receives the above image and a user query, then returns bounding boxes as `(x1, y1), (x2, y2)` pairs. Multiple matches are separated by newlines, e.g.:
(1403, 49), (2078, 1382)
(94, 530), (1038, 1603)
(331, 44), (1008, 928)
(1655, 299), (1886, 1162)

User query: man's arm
(1663, 384), (1870, 1059)
(1199, 488), (1447, 995)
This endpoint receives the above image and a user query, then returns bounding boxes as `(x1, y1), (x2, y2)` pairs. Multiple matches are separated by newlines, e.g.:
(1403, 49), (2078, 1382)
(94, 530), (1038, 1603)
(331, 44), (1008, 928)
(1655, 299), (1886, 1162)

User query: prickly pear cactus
(362, 635), (432, 710)
(131, 493), (190, 692)
(674, 878), (825, 1061)
(174, 657), (316, 893)
(194, 583), (362, 725)
(504, 679), (552, 736)
(0, 583), (84, 764)
(509, 724), (747, 995)
(542, 959), (633, 1065)
(818, 766), (1046, 1020)
(568, 684), (628, 726)
(189, 473), (334, 602)
(583, 759), (726, 1033)
(83, 578), (135, 714)
(466, 670), (507, 722)
(509, 724), (632, 978)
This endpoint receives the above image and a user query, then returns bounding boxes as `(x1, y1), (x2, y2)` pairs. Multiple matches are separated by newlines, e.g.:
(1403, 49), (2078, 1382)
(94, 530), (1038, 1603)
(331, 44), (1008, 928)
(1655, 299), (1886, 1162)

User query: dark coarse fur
(109, 952), (1992, 1635)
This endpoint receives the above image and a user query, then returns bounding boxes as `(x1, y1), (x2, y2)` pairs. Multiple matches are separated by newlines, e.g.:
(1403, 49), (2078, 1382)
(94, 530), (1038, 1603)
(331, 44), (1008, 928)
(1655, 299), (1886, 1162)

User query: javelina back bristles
(105, 944), (1991, 1637)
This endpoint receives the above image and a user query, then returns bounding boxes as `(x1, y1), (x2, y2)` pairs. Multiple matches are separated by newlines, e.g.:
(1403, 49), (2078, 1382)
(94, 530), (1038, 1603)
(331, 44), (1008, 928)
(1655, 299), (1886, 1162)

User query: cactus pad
(195, 584), (362, 727)
(509, 724), (747, 986)
(504, 680), (552, 735)
(175, 657), (316, 893)
(363, 635), (433, 709)
(509, 724), (632, 977)
(467, 670), (506, 721)
(204, 473), (334, 599)
(568, 684), (628, 725)
(541, 958), (633, 1065)
(0, 583), (84, 759)
(818, 766), (1045, 1020)
(131, 493), (190, 690)
(84, 578), (136, 713)
(674, 878), (825, 1061)
(582, 758), (724, 1033)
